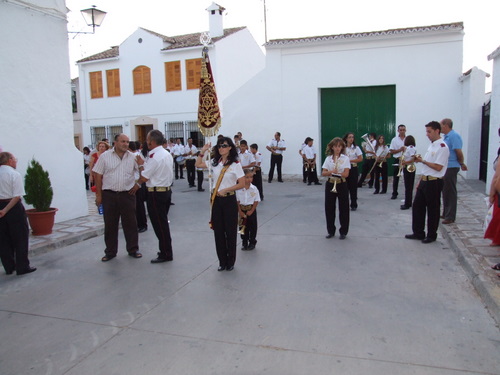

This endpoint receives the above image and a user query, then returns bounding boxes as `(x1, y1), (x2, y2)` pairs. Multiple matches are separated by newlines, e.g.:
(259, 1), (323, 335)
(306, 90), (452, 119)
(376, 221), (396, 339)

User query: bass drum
(176, 156), (186, 165)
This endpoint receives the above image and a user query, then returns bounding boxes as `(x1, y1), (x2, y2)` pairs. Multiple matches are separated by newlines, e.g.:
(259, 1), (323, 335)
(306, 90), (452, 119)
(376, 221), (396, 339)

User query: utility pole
(263, 0), (268, 43)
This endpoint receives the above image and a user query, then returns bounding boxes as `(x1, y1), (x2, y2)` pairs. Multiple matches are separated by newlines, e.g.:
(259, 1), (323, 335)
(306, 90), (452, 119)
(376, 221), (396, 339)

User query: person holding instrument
(373, 135), (389, 195)
(322, 137), (351, 240)
(343, 132), (363, 210)
(400, 135), (417, 210)
(196, 137), (245, 271)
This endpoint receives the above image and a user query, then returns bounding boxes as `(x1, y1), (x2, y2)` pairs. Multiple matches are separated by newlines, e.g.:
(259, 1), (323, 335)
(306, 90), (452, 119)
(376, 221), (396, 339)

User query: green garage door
(320, 85), (396, 172)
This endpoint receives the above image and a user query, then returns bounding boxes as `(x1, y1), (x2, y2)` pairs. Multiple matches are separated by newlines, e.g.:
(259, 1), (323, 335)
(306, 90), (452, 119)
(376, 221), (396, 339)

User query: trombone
(330, 156), (341, 193)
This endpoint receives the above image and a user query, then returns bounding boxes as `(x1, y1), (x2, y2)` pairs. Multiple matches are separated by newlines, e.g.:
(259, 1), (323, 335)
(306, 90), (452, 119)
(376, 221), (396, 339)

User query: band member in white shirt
(172, 138), (185, 180)
(343, 132), (363, 210)
(236, 169), (261, 250)
(184, 138), (198, 188)
(238, 140), (256, 169)
(196, 137), (245, 271)
(373, 135), (390, 195)
(400, 136), (417, 210)
(250, 143), (264, 200)
(357, 132), (376, 188)
(266, 132), (286, 183)
(301, 137), (321, 185)
(322, 138), (351, 240)
(389, 124), (406, 199)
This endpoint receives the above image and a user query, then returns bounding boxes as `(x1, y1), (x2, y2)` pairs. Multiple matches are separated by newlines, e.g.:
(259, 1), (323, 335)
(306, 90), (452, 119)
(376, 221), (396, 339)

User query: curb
(441, 225), (500, 326)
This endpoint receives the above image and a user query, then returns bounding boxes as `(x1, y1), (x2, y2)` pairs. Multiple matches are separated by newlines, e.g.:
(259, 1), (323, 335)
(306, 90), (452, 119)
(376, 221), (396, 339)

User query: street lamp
(68, 5), (107, 35)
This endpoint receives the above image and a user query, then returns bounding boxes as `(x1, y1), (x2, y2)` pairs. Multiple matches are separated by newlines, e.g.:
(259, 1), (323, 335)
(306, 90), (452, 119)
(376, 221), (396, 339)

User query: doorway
(136, 124), (154, 144)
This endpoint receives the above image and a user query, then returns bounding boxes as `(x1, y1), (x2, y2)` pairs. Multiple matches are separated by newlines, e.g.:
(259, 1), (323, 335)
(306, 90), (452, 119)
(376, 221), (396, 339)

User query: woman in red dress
(486, 146), (500, 270)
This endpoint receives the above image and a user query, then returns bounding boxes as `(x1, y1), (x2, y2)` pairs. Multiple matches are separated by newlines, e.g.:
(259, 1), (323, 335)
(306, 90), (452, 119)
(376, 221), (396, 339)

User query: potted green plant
(24, 158), (57, 235)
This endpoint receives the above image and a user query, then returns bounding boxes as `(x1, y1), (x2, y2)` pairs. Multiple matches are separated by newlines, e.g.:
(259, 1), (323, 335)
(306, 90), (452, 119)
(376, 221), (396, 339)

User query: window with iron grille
(90, 125), (123, 148)
(164, 121), (205, 147)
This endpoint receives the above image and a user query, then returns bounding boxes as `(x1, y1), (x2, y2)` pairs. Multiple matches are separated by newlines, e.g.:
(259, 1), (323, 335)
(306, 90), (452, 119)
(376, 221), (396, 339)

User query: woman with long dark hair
(485, 144), (500, 253)
(322, 137), (351, 239)
(373, 135), (389, 194)
(343, 133), (362, 210)
(196, 137), (245, 271)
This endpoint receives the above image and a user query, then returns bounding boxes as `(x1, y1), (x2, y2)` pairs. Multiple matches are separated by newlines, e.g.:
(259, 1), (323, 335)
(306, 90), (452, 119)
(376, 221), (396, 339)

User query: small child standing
(236, 169), (261, 250)
(249, 143), (264, 200)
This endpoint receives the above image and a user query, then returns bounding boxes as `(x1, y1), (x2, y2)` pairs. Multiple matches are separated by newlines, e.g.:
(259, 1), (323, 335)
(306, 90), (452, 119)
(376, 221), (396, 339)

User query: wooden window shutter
(186, 58), (202, 90)
(165, 61), (181, 91)
(89, 71), (103, 99)
(106, 69), (121, 97)
(133, 65), (152, 95)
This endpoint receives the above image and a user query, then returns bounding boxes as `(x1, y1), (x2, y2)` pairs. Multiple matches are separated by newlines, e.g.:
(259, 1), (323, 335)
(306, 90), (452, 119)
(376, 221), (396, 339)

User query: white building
(76, 4), (489, 183)
(223, 22), (486, 178)
(77, 3), (265, 148)
(0, 0), (87, 222)
(486, 45), (500, 193)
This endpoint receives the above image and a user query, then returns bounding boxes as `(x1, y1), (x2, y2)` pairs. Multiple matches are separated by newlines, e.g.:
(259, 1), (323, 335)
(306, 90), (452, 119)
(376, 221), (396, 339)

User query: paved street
(1, 177), (499, 375)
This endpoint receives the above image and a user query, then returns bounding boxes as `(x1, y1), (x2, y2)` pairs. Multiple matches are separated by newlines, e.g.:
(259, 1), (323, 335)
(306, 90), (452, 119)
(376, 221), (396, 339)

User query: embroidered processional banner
(197, 47), (221, 137)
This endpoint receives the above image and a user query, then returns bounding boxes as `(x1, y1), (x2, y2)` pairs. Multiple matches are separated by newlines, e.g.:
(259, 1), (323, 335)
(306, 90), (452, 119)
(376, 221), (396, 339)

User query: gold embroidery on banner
(197, 49), (221, 137)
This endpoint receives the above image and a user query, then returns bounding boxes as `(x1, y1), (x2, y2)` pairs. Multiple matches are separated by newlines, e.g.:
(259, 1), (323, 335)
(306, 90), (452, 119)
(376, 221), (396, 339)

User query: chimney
(206, 2), (225, 38)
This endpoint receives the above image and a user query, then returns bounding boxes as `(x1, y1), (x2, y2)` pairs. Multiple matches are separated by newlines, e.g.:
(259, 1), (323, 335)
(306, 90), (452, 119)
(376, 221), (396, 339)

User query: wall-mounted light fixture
(68, 6), (107, 36)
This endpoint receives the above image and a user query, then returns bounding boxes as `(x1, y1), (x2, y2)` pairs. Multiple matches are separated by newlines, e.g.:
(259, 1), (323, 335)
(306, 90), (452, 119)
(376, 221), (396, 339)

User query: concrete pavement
(1, 175), (499, 374)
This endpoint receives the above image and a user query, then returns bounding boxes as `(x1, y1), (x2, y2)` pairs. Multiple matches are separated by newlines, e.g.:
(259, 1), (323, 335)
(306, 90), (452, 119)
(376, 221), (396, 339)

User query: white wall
(223, 29), (465, 175)
(0, 0), (88, 222)
(486, 49), (500, 193)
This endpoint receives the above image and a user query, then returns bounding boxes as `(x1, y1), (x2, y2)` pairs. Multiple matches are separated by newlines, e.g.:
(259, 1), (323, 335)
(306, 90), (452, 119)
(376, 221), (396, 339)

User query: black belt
(103, 190), (129, 193)
(0, 198), (12, 202)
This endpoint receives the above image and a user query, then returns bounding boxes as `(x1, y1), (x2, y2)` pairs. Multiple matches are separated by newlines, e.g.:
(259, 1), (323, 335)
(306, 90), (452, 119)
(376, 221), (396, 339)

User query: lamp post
(68, 5), (107, 36)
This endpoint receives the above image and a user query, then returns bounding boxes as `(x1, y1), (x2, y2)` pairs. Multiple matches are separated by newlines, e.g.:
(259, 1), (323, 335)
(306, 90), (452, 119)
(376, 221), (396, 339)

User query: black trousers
(174, 157), (184, 179)
(0, 200), (30, 273)
(136, 182), (148, 230)
(186, 159), (196, 186)
(412, 179), (443, 240)
(346, 166), (358, 208)
(241, 209), (258, 246)
(211, 194), (238, 268)
(147, 190), (173, 260)
(84, 172), (90, 190)
(403, 169), (416, 207)
(197, 170), (204, 191)
(392, 161), (401, 196)
(324, 181), (350, 236)
(253, 168), (264, 200)
(358, 158), (375, 187)
(102, 190), (138, 257)
(268, 154), (283, 182)
(374, 162), (388, 193)
(302, 162), (307, 182)
(305, 161), (319, 184)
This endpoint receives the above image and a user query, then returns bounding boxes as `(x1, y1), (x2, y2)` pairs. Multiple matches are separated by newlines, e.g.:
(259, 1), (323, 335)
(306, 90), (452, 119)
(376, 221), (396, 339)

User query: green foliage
(24, 158), (53, 212)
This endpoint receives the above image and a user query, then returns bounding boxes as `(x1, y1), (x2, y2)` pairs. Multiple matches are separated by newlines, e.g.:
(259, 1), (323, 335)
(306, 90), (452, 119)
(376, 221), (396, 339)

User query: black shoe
(101, 255), (116, 262)
(400, 205), (411, 210)
(268, 180), (272, 183)
(218, 266), (225, 272)
(307, 182), (312, 185)
(151, 257), (172, 263)
(325, 234), (334, 239)
(6, 267), (15, 275)
(170, 202), (175, 205)
(303, 180), (306, 183)
(189, 184), (195, 188)
(17, 267), (37, 275)
(180, 177), (185, 179)
(128, 252), (142, 259)
(314, 182), (322, 185)
(373, 191), (379, 194)
(198, 188), (205, 192)
(351, 207), (357, 211)
(247, 244), (256, 250)
(278, 180), (284, 183)
(339, 234), (346, 240)
(138, 227), (147, 233)
(226, 266), (234, 271)
(405, 234), (425, 240)
(380, 191), (387, 194)
(241, 244), (248, 250)
(422, 238), (436, 244)
(368, 185), (373, 189)
(391, 195), (397, 200)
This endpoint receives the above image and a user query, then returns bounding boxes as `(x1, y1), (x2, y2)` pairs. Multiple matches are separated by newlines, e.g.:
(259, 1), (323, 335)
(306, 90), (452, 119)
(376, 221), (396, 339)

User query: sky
(66, 0), (500, 89)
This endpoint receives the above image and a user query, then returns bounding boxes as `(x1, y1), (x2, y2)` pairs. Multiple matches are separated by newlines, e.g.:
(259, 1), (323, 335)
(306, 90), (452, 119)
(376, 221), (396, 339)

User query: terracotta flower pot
(26, 208), (58, 236)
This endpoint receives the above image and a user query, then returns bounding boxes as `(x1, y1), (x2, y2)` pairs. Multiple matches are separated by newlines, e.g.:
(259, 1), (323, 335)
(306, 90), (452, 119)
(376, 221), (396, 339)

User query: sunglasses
(218, 144), (230, 148)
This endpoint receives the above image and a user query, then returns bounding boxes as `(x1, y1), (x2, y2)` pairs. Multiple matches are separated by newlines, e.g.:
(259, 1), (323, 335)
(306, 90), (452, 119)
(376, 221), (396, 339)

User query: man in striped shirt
(93, 134), (142, 262)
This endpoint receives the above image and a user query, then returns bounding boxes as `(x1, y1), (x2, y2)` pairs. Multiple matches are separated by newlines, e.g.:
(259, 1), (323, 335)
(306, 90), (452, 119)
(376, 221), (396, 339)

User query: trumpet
(407, 154), (420, 173)
(396, 153), (405, 177)
(330, 178), (338, 193)
(238, 216), (247, 235)
(361, 133), (376, 154)
(330, 156), (340, 193)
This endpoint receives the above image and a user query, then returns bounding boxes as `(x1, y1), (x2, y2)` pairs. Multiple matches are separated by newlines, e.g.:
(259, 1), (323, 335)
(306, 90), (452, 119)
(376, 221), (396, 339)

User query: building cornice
(265, 22), (464, 48)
